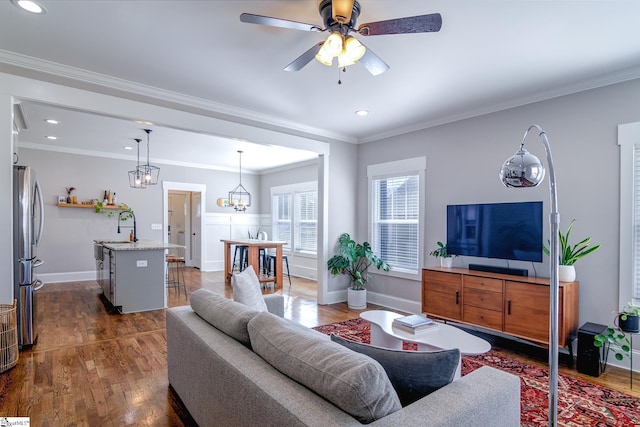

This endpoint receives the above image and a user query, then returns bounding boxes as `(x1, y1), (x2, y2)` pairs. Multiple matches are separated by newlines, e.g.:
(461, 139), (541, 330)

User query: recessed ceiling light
(11, 0), (47, 14)
(122, 145), (133, 150)
(45, 135), (57, 140)
(44, 119), (59, 125)
(355, 109), (369, 116)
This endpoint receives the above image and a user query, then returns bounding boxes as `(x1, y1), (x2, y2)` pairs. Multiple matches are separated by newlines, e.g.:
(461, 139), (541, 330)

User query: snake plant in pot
(543, 219), (600, 282)
(327, 233), (390, 309)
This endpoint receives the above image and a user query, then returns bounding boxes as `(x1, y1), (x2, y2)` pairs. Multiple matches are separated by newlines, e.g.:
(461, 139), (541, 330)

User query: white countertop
(95, 239), (184, 251)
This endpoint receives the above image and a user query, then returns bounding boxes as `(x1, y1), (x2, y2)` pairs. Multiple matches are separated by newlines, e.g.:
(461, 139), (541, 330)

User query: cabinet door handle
(455, 290), (459, 305)
(507, 300), (511, 315)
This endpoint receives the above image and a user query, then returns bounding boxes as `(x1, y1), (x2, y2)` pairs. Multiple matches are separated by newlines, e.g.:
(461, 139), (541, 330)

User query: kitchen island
(94, 240), (183, 314)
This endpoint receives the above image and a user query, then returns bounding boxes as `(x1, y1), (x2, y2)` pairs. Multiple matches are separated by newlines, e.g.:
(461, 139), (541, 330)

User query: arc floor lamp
(499, 124), (560, 427)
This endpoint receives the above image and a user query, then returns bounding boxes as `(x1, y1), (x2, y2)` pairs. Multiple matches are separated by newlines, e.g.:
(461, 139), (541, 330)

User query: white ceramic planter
(347, 288), (367, 309)
(440, 257), (453, 268)
(559, 265), (576, 282)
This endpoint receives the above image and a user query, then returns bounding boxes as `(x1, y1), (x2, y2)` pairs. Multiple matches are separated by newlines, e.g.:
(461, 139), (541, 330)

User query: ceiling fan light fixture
(344, 36), (365, 60)
(315, 43), (335, 66)
(324, 32), (343, 56)
(332, 0), (355, 24)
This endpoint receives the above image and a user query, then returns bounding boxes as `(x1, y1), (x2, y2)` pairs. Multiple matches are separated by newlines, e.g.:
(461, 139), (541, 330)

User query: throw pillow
(331, 334), (460, 407)
(248, 312), (401, 424)
(189, 288), (260, 347)
(231, 266), (268, 312)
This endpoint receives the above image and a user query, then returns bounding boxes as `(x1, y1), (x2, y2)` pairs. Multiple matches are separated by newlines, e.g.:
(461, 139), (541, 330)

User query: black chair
(266, 254), (292, 286)
(232, 245), (248, 272)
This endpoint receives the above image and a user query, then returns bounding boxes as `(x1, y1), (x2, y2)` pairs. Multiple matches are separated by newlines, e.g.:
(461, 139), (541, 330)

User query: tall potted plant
(543, 219), (600, 282)
(327, 233), (390, 309)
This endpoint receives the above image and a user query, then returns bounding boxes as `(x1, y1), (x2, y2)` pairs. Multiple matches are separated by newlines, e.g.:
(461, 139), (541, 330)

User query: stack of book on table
(392, 314), (439, 334)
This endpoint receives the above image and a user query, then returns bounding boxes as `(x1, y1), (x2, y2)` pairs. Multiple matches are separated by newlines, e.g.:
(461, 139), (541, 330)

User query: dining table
(221, 239), (287, 290)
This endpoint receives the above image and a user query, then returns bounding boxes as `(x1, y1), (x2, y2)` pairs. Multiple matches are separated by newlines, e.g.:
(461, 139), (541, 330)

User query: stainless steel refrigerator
(13, 165), (45, 347)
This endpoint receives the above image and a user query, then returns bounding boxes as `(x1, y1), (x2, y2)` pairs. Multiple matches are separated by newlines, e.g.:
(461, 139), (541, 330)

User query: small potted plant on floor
(327, 233), (390, 309)
(429, 241), (455, 268)
(593, 302), (640, 360)
(543, 219), (600, 282)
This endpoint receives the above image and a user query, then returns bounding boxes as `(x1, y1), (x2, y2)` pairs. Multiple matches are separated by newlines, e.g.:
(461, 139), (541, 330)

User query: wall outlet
(136, 260), (147, 267)
(151, 223), (162, 230)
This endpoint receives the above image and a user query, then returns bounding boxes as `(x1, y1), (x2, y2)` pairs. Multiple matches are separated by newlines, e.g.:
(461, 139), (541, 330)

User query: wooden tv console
(422, 267), (579, 350)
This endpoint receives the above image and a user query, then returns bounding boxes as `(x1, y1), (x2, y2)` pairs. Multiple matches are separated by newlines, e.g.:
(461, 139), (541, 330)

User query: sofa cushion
(232, 266), (268, 312)
(190, 288), (259, 347)
(331, 334), (460, 407)
(248, 312), (402, 424)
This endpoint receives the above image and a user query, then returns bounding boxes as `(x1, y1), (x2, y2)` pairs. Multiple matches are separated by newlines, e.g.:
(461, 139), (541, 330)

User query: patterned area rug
(313, 318), (640, 426)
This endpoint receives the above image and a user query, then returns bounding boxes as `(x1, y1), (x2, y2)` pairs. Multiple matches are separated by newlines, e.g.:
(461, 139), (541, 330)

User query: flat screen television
(446, 201), (543, 262)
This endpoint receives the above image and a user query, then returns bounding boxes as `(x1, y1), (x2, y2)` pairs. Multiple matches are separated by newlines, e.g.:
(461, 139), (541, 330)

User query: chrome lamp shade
(500, 148), (545, 188)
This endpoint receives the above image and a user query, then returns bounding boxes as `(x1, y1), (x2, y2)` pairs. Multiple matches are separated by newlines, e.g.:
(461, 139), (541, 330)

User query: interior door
(191, 192), (202, 269)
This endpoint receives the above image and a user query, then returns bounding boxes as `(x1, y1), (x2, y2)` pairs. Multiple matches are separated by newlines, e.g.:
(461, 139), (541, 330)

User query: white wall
(357, 78), (640, 367)
(0, 95), (13, 303)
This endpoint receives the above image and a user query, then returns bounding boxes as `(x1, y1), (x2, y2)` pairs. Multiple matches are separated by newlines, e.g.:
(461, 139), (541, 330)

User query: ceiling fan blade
(358, 44), (389, 76)
(284, 43), (323, 72)
(240, 13), (322, 32)
(358, 13), (442, 36)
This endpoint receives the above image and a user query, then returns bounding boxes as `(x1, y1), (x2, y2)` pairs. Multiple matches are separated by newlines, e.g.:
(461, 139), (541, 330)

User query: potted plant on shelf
(429, 241), (455, 268)
(327, 233), (390, 309)
(543, 219), (600, 282)
(594, 302), (640, 360)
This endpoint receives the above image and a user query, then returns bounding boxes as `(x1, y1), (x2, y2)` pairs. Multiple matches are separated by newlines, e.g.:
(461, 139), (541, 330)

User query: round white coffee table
(360, 310), (491, 355)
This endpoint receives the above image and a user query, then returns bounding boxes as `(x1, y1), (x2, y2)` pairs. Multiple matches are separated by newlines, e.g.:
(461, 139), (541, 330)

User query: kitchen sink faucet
(117, 210), (137, 242)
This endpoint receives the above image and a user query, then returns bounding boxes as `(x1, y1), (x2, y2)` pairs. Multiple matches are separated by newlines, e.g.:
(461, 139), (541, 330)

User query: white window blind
(633, 145), (640, 300)
(274, 194), (291, 249)
(295, 191), (317, 253)
(372, 174), (419, 273)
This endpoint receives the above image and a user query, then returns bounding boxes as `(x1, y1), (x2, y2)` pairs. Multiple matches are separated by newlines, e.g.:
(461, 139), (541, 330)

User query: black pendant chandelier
(228, 150), (251, 212)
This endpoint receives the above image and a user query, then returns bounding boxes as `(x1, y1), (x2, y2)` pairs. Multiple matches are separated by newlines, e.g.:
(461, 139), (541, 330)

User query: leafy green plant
(94, 201), (131, 218)
(594, 327), (631, 361)
(593, 302), (640, 360)
(543, 219), (600, 265)
(429, 241), (453, 258)
(327, 233), (390, 290)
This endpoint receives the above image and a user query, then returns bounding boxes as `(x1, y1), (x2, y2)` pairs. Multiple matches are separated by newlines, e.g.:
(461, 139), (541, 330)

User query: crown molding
(0, 49), (357, 144)
(360, 64), (640, 144)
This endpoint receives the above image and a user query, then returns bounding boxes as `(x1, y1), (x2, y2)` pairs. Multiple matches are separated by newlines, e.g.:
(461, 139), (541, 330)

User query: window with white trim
(273, 194), (291, 250)
(272, 182), (317, 255)
(618, 122), (640, 306)
(295, 191), (317, 253)
(368, 157), (426, 277)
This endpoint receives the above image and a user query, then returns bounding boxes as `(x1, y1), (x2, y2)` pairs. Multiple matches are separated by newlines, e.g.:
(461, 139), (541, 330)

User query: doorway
(163, 181), (206, 271)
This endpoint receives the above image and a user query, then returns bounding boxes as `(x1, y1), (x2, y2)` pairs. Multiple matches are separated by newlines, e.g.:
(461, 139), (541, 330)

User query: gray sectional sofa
(166, 289), (521, 426)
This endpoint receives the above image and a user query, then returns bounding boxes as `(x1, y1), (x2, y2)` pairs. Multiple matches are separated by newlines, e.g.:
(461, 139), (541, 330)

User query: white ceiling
(2, 1), (640, 171)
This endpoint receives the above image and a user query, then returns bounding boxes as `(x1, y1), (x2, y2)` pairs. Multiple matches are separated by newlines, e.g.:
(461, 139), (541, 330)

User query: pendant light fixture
(128, 138), (146, 189)
(228, 150), (251, 212)
(138, 129), (160, 185)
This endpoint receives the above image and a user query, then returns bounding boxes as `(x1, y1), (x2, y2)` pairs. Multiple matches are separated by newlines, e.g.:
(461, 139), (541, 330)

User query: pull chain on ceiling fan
(240, 0), (442, 77)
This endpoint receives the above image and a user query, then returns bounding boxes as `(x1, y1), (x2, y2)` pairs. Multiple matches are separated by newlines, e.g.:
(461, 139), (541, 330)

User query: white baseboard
(366, 291), (421, 314)
(39, 271), (96, 284)
(601, 346), (640, 374)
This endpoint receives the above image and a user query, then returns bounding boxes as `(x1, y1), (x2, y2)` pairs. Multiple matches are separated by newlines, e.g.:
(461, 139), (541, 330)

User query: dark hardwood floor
(0, 268), (637, 425)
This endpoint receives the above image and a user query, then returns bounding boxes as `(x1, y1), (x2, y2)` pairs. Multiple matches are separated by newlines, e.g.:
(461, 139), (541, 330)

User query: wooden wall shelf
(57, 203), (126, 210)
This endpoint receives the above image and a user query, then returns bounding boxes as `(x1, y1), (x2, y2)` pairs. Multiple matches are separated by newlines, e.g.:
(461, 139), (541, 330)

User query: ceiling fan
(240, 0), (442, 76)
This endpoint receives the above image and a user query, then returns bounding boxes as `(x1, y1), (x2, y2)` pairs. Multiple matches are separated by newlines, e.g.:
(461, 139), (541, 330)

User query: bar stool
(166, 254), (187, 298)
(232, 245), (248, 272)
(266, 254), (292, 286)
